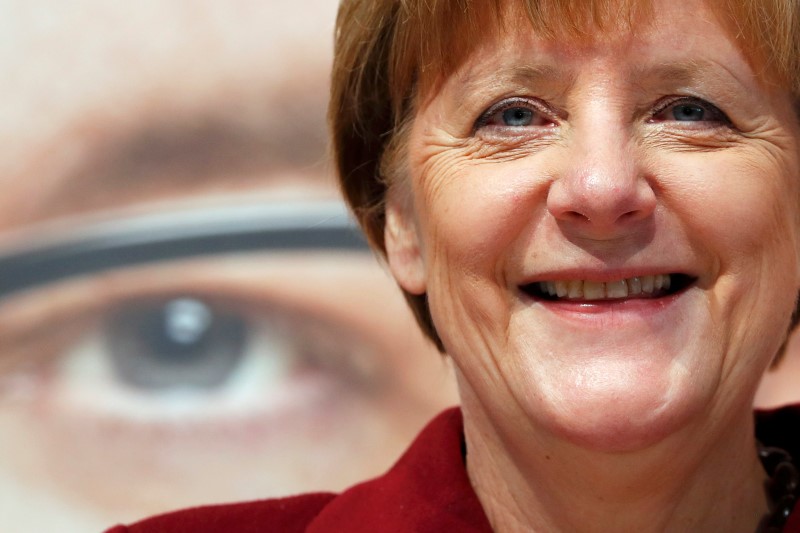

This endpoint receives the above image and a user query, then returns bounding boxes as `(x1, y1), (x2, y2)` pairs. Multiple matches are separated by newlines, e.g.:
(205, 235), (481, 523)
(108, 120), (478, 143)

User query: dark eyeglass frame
(0, 201), (368, 299)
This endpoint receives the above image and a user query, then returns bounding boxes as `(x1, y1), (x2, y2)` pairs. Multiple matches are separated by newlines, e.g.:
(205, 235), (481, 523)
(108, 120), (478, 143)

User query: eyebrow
(630, 59), (750, 90)
(456, 58), (750, 101)
(454, 64), (574, 101)
(40, 87), (331, 219)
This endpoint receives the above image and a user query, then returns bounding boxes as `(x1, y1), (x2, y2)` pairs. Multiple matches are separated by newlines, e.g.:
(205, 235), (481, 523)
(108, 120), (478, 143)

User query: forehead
(438, 0), (757, 96)
(412, 0), (760, 95)
(0, 0), (339, 229)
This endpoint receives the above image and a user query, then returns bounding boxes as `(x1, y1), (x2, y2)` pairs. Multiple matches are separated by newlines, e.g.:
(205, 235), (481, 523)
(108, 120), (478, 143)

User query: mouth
(520, 273), (696, 302)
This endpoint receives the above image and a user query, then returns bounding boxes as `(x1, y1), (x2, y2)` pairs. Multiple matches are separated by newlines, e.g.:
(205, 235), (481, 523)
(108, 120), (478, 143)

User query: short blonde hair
(329, 0), (800, 352)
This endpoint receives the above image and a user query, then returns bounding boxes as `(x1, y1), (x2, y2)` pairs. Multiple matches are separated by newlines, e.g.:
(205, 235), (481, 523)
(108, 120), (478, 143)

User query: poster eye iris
(672, 104), (705, 121)
(502, 107), (534, 126)
(107, 296), (248, 391)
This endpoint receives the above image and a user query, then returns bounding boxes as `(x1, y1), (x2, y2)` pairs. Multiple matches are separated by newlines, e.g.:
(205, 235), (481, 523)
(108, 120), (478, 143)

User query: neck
(462, 396), (769, 533)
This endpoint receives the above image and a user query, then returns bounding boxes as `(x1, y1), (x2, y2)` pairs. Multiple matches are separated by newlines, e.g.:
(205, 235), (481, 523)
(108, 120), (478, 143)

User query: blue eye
(652, 98), (729, 124)
(502, 107), (535, 127)
(671, 104), (705, 121)
(475, 97), (556, 131)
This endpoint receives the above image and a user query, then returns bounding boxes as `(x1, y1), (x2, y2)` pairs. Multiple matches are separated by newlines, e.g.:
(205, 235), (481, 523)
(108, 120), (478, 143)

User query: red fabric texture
(108, 406), (800, 532)
(107, 408), (492, 533)
(105, 492), (335, 533)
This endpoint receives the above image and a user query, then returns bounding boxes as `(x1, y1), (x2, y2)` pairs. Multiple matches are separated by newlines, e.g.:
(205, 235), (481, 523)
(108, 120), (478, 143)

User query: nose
(546, 126), (656, 240)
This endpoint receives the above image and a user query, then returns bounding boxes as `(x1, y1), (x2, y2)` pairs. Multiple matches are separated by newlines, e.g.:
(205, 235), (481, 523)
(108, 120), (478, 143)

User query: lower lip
(522, 288), (690, 328)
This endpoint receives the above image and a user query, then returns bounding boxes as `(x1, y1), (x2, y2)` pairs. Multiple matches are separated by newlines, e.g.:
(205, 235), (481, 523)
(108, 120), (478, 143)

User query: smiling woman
(111, 0), (800, 532)
(388, 5), (800, 451)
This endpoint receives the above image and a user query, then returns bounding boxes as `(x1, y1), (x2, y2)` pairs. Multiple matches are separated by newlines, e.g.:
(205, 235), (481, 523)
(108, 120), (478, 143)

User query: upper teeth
(539, 274), (672, 300)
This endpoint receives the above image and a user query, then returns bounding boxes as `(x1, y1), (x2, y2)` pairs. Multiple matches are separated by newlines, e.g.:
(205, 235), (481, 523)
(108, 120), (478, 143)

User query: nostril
(546, 166), (657, 235)
(618, 205), (652, 223)
(563, 210), (590, 223)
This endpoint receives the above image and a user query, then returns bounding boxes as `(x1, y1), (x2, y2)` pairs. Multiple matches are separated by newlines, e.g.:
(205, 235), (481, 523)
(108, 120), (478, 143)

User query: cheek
(410, 154), (551, 358)
(414, 158), (547, 275)
(659, 152), (798, 268)
(660, 151), (799, 360)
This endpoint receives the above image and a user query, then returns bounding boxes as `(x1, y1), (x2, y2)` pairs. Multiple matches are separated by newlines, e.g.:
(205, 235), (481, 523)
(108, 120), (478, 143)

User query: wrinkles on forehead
(408, 0), (652, 103)
(404, 0), (793, 113)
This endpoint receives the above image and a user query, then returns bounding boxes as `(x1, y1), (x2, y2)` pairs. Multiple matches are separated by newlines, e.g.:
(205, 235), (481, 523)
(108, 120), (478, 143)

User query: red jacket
(108, 407), (800, 532)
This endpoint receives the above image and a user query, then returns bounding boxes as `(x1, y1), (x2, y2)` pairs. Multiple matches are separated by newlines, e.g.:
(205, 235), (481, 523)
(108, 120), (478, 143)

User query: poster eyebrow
(0, 201), (368, 300)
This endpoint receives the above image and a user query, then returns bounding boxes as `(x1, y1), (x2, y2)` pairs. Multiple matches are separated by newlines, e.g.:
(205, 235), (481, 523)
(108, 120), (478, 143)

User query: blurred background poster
(0, 2), (457, 531)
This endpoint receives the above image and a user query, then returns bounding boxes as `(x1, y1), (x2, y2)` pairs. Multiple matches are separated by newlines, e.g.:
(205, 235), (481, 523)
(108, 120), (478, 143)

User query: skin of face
(386, 0), (800, 478)
(0, 1), (458, 531)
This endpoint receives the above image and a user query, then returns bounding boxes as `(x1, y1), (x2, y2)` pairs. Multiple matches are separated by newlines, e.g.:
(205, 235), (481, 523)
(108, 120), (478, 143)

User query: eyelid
(473, 96), (559, 131)
(0, 275), (384, 429)
(0, 256), (380, 381)
(649, 95), (731, 124)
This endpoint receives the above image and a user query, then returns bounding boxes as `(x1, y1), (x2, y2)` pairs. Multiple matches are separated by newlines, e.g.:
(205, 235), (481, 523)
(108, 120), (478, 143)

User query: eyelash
(472, 95), (732, 133)
(648, 96), (732, 126)
(473, 97), (557, 132)
(0, 275), (378, 424)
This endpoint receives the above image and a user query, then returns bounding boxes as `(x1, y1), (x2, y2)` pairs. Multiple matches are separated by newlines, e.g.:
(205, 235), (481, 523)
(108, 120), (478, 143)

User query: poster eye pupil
(163, 299), (213, 347)
(107, 296), (247, 390)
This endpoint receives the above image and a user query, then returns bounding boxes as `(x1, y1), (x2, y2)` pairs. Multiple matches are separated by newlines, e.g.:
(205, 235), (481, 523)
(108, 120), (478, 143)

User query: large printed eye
(1, 253), (395, 422)
(48, 281), (379, 428)
(0, 202), (457, 530)
(0, 249), (457, 526)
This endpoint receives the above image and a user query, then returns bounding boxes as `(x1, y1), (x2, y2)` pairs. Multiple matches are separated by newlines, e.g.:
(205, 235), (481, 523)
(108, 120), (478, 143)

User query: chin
(514, 346), (718, 453)
(546, 395), (705, 453)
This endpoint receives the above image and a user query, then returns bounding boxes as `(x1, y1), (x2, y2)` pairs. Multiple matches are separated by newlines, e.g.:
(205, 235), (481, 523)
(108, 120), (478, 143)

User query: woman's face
(388, 0), (800, 451)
